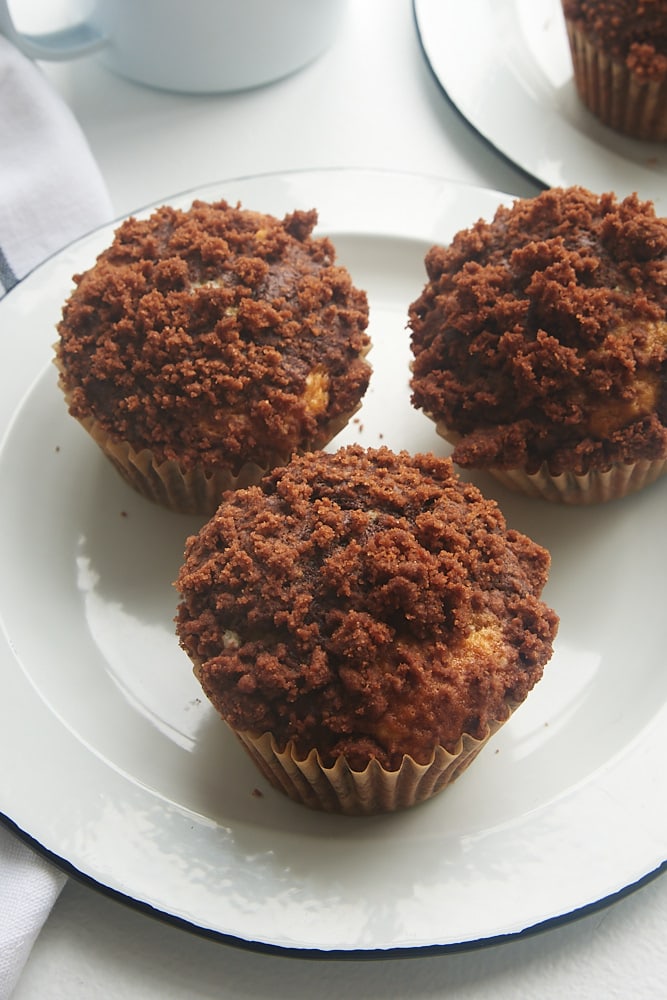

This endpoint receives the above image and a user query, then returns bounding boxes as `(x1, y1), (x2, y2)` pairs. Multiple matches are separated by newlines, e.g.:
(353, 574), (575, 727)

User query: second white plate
(414, 0), (667, 211)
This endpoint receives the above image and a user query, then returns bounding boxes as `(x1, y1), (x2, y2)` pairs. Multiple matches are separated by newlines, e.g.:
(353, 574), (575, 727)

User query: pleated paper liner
(233, 708), (514, 816)
(62, 408), (274, 515)
(564, 19), (667, 141)
(434, 423), (667, 504)
(483, 457), (667, 505)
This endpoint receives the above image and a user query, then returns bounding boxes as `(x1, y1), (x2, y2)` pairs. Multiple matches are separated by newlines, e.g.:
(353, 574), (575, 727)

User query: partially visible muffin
(175, 445), (559, 815)
(55, 199), (371, 514)
(561, 0), (667, 140)
(409, 186), (667, 504)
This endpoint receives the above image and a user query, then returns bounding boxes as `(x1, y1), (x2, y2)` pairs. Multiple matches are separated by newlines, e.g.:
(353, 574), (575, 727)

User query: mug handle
(0, 2), (107, 61)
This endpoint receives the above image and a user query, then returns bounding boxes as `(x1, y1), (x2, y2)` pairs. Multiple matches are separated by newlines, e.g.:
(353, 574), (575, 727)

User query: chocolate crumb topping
(562, 1), (667, 81)
(409, 186), (667, 476)
(56, 200), (371, 472)
(175, 445), (558, 770)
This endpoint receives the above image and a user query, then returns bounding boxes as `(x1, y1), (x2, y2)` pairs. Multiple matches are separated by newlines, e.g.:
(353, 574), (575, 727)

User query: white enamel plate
(0, 169), (665, 954)
(414, 0), (667, 212)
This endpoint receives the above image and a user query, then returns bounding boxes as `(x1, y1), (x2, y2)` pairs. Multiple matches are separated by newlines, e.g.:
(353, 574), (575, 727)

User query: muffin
(409, 186), (667, 504)
(55, 199), (371, 514)
(175, 445), (559, 815)
(561, 0), (667, 141)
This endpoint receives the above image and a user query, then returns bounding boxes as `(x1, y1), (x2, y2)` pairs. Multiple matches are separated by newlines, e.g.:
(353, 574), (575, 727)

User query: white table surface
(7, 1), (667, 997)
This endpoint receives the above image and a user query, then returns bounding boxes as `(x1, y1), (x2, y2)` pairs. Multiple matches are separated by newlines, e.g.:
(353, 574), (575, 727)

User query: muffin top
(409, 186), (667, 476)
(56, 200), (370, 472)
(175, 445), (558, 770)
(562, 0), (667, 80)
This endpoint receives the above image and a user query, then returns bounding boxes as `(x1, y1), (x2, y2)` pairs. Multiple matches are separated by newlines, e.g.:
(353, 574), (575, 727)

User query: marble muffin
(409, 185), (667, 503)
(175, 444), (559, 814)
(55, 199), (371, 514)
(561, 0), (667, 140)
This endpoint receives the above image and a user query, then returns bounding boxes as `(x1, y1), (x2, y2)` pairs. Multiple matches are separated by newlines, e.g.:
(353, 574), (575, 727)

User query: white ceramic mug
(0, 0), (344, 94)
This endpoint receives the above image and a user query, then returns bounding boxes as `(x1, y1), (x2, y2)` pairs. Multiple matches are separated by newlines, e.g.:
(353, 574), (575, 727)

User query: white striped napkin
(0, 32), (112, 999)
(0, 33), (112, 298)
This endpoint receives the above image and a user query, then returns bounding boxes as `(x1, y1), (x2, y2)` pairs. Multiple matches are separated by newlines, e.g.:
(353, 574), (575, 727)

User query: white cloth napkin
(0, 33), (112, 297)
(0, 828), (67, 1000)
(0, 33), (112, 999)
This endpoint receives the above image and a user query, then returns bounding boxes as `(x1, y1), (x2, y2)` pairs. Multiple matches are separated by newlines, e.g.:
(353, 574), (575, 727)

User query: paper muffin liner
(483, 458), (667, 505)
(80, 411), (362, 515)
(233, 708), (514, 816)
(58, 407), (271, 514)
(56, 358), (363, 514)
(434, 422), (667, 504)
(564, 19), (667, 140)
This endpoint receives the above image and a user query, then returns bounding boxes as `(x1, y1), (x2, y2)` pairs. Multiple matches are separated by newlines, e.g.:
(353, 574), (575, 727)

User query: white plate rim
(0, 167), (666, 956)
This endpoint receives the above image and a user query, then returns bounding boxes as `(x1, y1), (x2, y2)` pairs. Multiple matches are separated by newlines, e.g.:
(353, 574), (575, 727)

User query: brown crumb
(562, 1), (667, 81)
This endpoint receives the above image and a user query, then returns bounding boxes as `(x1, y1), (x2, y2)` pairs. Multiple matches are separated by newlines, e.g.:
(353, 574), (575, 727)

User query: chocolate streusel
(176, 445), (558, 793)
(409, 186), (667, 500)
(55, 199), (371, 513)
